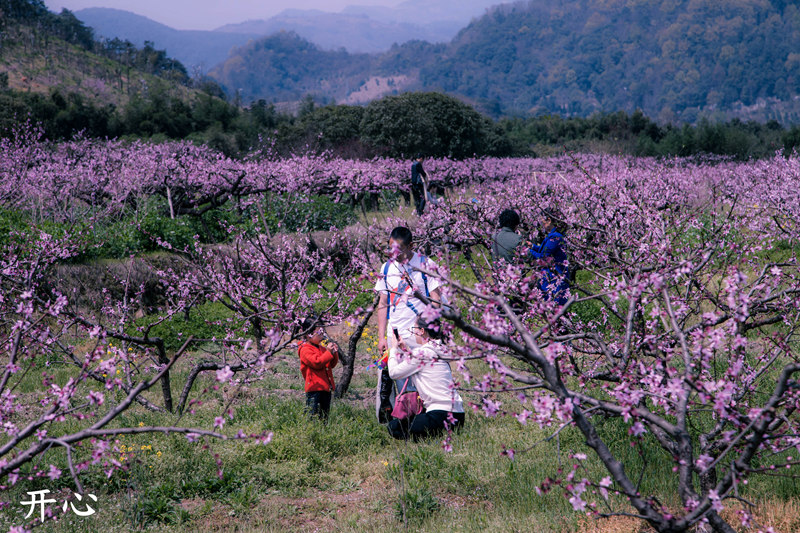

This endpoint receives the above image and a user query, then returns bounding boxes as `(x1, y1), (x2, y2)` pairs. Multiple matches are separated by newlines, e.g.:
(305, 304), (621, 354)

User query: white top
(374, 253), (440, 334)
(387, 340), (464, 413)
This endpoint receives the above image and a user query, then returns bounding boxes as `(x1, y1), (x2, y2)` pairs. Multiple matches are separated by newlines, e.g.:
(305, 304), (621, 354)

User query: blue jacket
(529, 229), (569, 304)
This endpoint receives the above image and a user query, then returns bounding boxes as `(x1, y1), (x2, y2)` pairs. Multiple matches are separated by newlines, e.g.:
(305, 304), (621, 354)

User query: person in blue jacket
(529, 208), (569, 305)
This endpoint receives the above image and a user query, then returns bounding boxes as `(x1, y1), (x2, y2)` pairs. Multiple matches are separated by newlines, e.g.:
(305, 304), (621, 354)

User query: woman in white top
(387, 316), (465, 440)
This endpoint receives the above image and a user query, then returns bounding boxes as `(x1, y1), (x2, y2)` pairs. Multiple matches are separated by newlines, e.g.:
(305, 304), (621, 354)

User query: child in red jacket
(298, 316), (339, 420)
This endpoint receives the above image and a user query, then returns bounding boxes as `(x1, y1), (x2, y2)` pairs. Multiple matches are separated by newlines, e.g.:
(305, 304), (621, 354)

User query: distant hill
(75, 8), (259, 69)
(419, 0), (800, 122)
(210, 0), (800, 123)
(208, 32), (376, 104)
(342, 0), (492, 26)
(216, 0), (495, 52)
(214, 10), (441, 53)
(0, 5), (238, 144)
(0, 15), (194, 110)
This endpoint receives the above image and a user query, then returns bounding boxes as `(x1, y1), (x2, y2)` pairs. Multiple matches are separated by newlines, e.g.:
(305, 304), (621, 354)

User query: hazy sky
(43, 0), (404, 30)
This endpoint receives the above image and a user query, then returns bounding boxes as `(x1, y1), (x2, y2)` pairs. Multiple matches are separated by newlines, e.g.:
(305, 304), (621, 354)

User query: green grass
(3, 333), (800, 533)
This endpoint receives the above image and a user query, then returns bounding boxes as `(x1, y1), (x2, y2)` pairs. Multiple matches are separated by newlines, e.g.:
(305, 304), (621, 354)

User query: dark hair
(415, 315), (443, 340)
(498, 209), (520, 230)
(541, 207), (567, 234)
(389, 226), (413, 247)
(415, 152), (424, 160)
(301, 315), (320, 334)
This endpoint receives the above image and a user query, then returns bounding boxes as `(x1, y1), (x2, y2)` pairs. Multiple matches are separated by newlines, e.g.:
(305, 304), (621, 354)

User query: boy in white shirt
(374, 227), (442, 422)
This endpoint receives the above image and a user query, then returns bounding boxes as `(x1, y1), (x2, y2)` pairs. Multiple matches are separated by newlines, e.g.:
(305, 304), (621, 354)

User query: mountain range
(75, 0), (800, 123)
(75, 0), (494, 63)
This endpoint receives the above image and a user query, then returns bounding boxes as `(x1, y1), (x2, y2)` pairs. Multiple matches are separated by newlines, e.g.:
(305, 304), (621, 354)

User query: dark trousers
(411, 183), (426, 215)
(306, 390), (332, 420)
(388, 410), (465, 441)
(378, 368), (394, 424)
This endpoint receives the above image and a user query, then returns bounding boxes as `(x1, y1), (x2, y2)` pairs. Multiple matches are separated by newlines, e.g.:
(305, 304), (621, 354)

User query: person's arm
(328, 342), (340, 368)
(530, 235), (560, 259)
(429, 287), (442, 307)
(376, 291), (389, 354)
(299, 344), (334, 370)
(416, 161), (429, 188)
(387, 346), (423, 381)
(490, 232), (500, 261)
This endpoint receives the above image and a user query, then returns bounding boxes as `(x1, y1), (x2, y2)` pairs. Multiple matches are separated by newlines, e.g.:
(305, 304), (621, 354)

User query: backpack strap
(395, 377), (411, 396)
(419, 255), (429, 297)
(385, 256), (431, 320)
(383, 261), (392, 321)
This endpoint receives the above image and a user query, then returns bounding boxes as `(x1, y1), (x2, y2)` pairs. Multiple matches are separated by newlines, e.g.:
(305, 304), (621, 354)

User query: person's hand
(397, 339), (408, 352)
(328, 342), (339, 355)
(377, 337), (387, 354)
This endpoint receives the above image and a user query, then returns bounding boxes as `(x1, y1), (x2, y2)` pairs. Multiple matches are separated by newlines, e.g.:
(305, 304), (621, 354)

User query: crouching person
(387, 316), (465, 440)
(298, 316), (339, 421)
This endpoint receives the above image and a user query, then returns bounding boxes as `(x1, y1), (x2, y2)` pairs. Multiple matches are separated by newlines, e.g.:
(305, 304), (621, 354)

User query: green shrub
(0, 207), (30, 246)
(258, 193), (358, 233)
(128, 301), (241, 351)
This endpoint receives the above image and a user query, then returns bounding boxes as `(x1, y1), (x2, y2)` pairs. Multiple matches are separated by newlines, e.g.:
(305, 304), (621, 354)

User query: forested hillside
(208, 32), (375, 104)
(210, 0), (800, 123)
(424, 0), (800, 121)
(0, 0), (238, 142)
(5, 0), (800, 160)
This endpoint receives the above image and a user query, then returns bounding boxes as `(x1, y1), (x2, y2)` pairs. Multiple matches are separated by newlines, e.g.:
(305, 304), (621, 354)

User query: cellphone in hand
(392, 328), (400, 340)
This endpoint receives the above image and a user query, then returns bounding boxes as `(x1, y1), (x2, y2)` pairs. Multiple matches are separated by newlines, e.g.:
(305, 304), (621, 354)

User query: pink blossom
(86, 391), (104, 406)
(696, 454), (714, 471)
(47, 464), (62, 480)
(216, 366), (234, 383)
(515, 410), (532, 425)
(629, 422), (647, 437)
(708, 489), (723, 512)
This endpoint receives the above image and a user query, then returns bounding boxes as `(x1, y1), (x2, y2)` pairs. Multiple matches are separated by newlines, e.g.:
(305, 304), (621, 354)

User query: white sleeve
(387, 346), (424, 380)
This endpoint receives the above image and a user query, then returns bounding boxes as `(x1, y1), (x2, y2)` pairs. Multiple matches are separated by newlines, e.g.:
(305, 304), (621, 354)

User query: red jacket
(299, 342), (338, 392)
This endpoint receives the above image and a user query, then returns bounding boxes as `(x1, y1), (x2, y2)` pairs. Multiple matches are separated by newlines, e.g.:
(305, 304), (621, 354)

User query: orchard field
(2, 126), (800, 533)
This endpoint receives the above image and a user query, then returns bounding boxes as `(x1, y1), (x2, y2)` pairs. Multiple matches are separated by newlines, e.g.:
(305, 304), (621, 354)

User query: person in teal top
(491, 209), (523, 263)
(529, 209), (569, 305)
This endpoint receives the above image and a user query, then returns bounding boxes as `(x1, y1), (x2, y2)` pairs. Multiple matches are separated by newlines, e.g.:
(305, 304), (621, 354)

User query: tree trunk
(335, 294), (379, 398)
(155, 341), (173, 412)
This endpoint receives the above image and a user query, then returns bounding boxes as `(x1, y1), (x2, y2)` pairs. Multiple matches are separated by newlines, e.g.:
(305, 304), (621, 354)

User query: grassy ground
(3, 339), (800, 533)
(3, 199), (800, 532)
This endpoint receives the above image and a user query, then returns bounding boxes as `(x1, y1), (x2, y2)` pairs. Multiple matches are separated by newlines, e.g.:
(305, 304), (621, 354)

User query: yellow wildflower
(138, 422), (144, 427)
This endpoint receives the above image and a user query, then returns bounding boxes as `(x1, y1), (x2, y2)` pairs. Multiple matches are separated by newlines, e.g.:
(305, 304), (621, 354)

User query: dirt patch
(577, 498), (800, 533)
